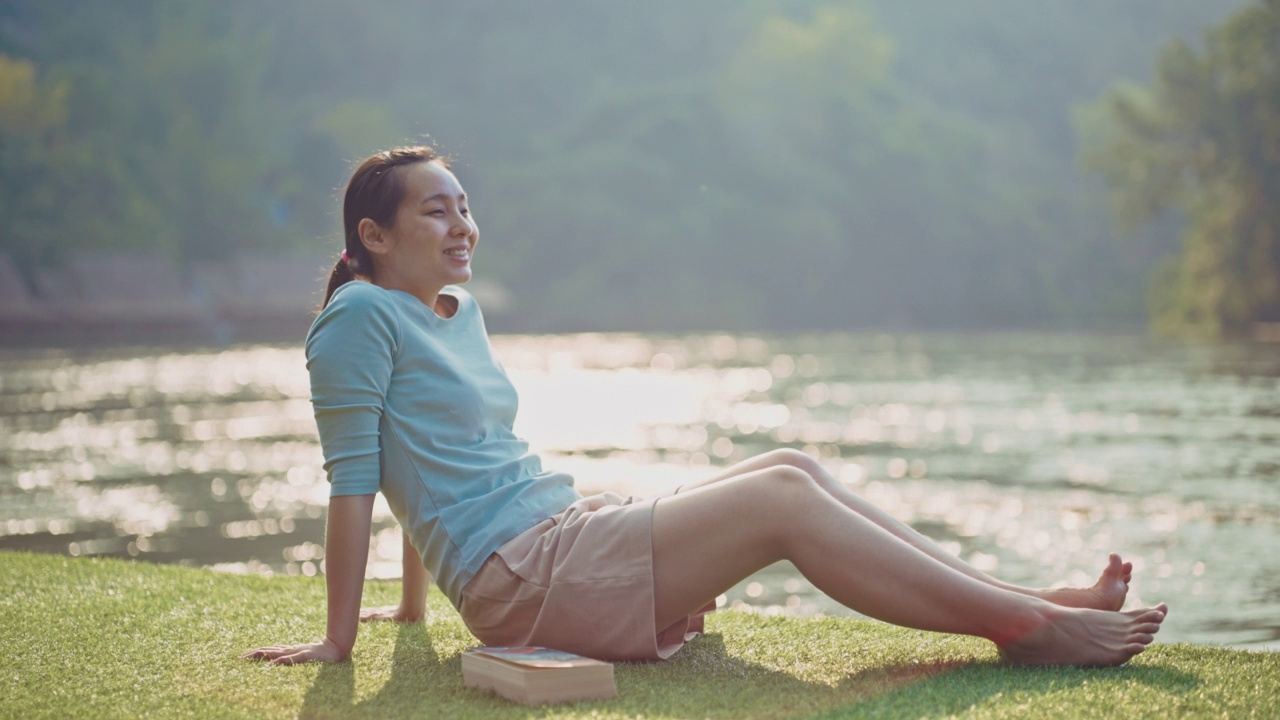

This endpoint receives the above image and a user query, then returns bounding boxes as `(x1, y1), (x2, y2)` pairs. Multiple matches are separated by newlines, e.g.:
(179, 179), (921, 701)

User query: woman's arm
(322, 494), (377, 654)
(241, 494), (376, 665)
(245, 285), (398, 663)
(360, 530), (432, 623)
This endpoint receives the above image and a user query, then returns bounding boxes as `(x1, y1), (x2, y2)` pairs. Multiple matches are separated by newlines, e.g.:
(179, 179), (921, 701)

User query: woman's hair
(322, 145), (449, 308)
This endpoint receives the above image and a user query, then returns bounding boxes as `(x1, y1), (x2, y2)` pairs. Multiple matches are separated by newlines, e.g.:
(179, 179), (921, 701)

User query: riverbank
(0, 252), (517, 347)
(1, 552), (1274, 719)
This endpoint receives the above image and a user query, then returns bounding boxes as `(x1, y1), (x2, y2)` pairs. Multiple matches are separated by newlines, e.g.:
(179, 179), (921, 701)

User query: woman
(242, 146), (1166, 668)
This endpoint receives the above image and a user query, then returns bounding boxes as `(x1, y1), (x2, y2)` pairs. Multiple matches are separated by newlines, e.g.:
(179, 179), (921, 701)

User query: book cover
(462, 646), (616, 705)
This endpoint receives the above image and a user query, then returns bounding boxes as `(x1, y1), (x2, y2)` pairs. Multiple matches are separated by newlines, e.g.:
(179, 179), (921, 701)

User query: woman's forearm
(324, 494), (377, 656)
(400, 530), (431, 615)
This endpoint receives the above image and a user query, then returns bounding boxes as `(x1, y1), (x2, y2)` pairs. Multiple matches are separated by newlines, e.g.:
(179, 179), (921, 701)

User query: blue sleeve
(304, 283), (400, 497)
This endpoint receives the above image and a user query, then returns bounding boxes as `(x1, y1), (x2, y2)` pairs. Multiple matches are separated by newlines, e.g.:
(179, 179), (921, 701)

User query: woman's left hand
(240, 637), (348, 665)
(359, 605), (424, 623)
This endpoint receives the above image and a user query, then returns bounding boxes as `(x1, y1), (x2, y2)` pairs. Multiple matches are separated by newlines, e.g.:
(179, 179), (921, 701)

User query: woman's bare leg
(650, 466), (1167, 666)
(677, 449), (1130, 610)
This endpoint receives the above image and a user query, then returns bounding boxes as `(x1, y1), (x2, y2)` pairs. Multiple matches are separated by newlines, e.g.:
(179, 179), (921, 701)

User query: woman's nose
(450, 214), (473, 236)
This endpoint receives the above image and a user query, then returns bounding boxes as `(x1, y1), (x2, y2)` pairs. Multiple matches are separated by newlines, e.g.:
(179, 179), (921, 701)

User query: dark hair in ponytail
(322, 145), (449, 308)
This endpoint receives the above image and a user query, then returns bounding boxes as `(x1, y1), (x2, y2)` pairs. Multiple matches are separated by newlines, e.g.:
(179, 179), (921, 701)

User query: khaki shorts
(459, 490), (713, 661)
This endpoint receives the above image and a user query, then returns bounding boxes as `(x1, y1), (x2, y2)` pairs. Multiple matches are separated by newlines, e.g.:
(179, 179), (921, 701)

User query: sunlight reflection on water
(1, 333), (1277, 649)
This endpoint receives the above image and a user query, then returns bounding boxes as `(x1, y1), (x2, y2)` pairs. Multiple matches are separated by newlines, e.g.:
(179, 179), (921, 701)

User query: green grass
(1, 552), (1276, 719)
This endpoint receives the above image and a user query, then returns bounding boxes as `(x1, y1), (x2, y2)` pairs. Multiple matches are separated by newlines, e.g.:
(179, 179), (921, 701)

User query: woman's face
(371, 160), (478, 298)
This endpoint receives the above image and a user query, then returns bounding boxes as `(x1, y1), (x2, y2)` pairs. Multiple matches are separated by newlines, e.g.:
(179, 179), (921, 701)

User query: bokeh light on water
(1, 333), (1277, 649)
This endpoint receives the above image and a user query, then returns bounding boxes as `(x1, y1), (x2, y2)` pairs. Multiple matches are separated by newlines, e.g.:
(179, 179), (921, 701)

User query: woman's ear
(358, 218), (391, 257)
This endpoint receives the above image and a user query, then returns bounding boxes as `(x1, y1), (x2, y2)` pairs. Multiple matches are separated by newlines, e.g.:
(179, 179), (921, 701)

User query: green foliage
(2, 552), (1278, 719)
(0, 1), (350, 276)
(0, 52), (80, 272)
(0, 0), (1248, 330)
(1084, 0), (1280, 338)
(480, 3), (1056, 330)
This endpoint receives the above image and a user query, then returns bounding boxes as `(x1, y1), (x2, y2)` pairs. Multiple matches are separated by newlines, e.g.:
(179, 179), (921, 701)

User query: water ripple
(1, 333), (1277, 649)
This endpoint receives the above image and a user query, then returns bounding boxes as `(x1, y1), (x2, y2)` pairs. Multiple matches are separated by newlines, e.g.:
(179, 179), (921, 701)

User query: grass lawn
(2, 551), (1276, 719)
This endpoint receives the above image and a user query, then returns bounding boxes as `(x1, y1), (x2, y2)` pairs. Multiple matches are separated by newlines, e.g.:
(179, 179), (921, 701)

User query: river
(1, 331), (1276, 650)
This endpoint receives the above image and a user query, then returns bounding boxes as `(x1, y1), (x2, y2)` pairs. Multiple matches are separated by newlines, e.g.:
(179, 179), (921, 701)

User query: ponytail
(322, 255), (355, 309)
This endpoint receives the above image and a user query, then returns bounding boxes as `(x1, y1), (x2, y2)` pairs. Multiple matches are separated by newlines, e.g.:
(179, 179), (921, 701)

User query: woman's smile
(369, 160), (479, 307)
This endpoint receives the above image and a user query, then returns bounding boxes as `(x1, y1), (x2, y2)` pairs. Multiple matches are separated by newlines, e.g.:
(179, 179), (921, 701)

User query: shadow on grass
(810, 657), (1202, 719)
(298, 622), (446, 719)
(614, 634), (976, 718)
(293, 629), (1202, 720)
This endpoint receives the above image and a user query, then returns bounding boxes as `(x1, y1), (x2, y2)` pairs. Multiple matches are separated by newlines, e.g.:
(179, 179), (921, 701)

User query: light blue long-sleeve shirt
(305, 281), (580, 607)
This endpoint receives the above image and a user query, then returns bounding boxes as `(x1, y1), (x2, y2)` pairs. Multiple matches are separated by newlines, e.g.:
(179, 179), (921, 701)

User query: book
(461, 646), (617, 705)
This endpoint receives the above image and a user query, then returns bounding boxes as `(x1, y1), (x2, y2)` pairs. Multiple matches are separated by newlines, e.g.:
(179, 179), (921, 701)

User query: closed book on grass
(461, 646), (616, 705)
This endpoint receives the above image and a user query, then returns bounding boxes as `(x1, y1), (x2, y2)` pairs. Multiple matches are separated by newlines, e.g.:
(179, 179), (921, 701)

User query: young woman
(242, 146), (1166, 668)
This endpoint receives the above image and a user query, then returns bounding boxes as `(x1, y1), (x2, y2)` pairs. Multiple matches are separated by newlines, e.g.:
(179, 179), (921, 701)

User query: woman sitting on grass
(242, 145), (1167, 668)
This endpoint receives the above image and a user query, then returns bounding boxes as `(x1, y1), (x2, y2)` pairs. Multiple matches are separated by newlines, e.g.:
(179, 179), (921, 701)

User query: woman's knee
(735, 467), (838, 550)
(765, 449), (839, 490)
(747, 465), (824, 510)
(763, 448), (816, 473)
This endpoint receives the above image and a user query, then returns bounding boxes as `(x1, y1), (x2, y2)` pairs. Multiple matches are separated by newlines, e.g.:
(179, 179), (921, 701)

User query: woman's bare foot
(1037, 553), (1132, 611)
(999, 603), (1167, 667)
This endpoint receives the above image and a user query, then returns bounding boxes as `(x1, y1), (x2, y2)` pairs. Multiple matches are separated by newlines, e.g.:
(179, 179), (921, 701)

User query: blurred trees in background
(1084, 0), (1279, 339)
(0, 0), (1264, 334)
(0, 3), (306, 272)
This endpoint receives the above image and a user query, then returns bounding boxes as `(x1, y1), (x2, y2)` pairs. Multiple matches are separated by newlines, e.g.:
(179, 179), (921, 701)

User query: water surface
(1, 332), (1276, 649)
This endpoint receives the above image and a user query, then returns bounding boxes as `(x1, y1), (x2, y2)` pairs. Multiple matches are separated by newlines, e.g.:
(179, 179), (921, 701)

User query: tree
(0, 52), (72, 272)
(1083, 0), (1280, 338)
(0, 1), (347, 274)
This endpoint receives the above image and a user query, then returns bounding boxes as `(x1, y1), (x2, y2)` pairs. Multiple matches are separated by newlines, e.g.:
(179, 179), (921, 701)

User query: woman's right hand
(240, 637), (348, 665)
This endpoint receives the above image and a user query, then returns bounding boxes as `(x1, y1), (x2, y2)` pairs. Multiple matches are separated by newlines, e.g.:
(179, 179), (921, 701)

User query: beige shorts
(459, 490), (713, 661)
